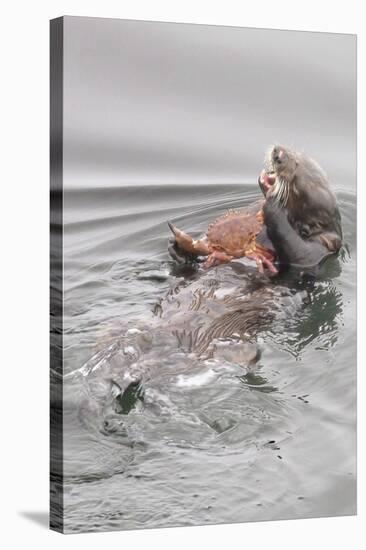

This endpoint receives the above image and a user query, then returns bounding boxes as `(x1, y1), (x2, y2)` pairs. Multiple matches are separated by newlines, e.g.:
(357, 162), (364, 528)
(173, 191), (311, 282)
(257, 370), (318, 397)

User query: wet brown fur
(265, 145), (342, 252)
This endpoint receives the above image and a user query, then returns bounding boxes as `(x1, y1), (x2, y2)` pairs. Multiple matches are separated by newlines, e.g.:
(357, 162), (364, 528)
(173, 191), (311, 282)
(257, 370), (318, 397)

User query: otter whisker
(284, 182), (290, 206)
(279, 182), (286, 205)
(281, 180), (289, 207)
(271, 178), (283, 205)
(271, 178), (290, 208)
(278, 179), (285, 205)
(285, 183), (290, 206)
(277, 182), (282, 199)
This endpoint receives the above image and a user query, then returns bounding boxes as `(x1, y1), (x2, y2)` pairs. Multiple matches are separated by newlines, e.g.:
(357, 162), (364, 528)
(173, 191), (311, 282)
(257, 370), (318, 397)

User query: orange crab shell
(206, 209), (266, 258)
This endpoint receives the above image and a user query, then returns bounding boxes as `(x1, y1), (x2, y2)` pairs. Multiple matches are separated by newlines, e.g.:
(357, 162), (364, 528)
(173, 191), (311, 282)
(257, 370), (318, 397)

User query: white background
(0, 0), (364, 548)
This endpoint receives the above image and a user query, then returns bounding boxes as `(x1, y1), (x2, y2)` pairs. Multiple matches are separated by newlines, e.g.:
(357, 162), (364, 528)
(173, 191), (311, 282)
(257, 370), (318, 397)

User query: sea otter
(81, 147), (344, 425)
(169, 145), (342, 271)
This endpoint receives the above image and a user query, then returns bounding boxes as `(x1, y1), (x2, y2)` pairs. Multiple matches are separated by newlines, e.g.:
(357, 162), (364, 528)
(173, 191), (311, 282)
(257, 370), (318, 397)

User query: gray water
(55, 17), (356, 533)
(58, 183), (356, 533)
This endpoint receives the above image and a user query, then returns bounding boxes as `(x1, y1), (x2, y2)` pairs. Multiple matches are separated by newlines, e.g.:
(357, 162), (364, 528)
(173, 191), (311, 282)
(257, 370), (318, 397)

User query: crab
(168, 205), (277, 273)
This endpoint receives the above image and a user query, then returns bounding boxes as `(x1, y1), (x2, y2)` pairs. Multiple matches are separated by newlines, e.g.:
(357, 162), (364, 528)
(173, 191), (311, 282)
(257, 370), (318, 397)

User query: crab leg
(203, 250), (234, 269)
(246, 251), (278, 274)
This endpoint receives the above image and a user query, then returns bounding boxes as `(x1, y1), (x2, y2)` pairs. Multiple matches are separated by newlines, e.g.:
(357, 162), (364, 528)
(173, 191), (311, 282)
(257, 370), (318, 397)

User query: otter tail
(167, 221), (210, 256)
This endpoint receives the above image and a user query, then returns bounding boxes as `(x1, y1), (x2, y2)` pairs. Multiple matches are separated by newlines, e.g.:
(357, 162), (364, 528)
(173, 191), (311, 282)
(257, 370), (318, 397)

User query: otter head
(258, 145), (299, 207)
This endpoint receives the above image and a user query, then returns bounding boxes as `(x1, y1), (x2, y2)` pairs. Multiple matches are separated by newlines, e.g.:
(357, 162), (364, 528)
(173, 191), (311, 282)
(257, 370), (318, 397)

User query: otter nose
(273, 148), (284, 163)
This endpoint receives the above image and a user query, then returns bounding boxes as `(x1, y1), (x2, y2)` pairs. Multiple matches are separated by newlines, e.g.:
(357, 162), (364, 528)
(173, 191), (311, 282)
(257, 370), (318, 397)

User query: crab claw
(167, 220), (211, 257)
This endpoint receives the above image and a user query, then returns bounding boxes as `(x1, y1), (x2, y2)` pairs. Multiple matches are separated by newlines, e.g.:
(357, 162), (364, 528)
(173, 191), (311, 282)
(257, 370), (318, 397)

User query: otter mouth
(258, 169), (276, 196)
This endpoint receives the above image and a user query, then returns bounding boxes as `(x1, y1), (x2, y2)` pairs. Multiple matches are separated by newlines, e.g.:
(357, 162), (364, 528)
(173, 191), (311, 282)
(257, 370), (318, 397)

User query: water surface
(59, 182), (356, 533)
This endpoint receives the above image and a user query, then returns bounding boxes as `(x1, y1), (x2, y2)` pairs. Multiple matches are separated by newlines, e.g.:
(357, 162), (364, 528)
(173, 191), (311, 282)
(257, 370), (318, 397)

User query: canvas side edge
(50, 16), (65, 534)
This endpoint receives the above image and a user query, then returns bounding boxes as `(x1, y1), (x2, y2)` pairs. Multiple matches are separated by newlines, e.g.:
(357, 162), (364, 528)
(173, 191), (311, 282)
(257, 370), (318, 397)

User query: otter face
(270, 145), (298, 182)
(259, 145), (298, 206)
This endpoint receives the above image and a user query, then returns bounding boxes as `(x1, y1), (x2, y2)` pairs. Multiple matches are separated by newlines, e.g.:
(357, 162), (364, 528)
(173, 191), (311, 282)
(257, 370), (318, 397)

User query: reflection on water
(57, 184), (356, 533)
